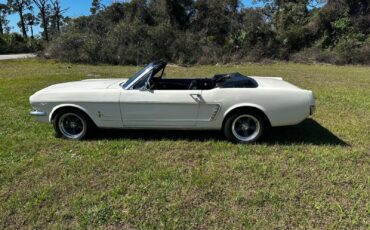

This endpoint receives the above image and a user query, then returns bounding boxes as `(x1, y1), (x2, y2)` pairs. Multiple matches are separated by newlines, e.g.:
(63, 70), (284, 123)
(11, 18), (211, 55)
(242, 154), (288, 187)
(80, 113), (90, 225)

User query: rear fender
(224, 103), (270, 120)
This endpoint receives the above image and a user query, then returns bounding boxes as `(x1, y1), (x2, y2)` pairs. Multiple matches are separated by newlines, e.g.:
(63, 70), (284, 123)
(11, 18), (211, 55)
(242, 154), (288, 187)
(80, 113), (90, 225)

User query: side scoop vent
(210, 105), (221, 121)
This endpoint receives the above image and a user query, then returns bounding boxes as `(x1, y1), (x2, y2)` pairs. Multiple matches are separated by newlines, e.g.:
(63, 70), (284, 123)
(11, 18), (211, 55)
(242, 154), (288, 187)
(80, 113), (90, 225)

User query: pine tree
(0, 3), (11, 35)
(31, 0), (49, 40)
(7, 0), (31, 38)
(90, 0), (101, 15)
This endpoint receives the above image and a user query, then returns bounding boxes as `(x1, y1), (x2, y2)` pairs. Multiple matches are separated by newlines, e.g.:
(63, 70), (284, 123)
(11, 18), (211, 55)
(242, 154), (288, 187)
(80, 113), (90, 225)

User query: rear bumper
(310, 105), (316, 115)
(308, 91), (316, 116)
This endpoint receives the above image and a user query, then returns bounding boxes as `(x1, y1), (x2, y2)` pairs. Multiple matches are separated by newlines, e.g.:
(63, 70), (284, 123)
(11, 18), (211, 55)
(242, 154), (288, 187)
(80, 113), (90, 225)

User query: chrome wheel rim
(232, 115), (260, 142)
(58, 113), (86, 139)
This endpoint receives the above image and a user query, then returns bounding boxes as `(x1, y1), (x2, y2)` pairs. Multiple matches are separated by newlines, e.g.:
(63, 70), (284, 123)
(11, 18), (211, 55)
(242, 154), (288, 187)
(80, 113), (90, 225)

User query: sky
(2, 0), (262, 35)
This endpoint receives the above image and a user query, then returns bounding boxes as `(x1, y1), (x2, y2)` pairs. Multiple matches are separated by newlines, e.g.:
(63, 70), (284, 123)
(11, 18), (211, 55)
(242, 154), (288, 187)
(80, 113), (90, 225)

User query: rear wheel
(224, 111), (265, 143)
(53, 110), (93, 140)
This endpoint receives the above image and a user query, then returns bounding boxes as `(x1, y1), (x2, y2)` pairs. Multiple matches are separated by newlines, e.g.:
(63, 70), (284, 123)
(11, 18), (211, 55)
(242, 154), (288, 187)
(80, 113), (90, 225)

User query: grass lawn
(0, 59), (369, 229)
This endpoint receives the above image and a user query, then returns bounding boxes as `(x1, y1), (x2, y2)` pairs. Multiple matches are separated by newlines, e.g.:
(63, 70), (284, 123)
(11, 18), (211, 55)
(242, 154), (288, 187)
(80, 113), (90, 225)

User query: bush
(46, 32), (87, 62)
(0, 33), (40, 54)
(333, 35), (369, 64)
(45, 1), (370, 65)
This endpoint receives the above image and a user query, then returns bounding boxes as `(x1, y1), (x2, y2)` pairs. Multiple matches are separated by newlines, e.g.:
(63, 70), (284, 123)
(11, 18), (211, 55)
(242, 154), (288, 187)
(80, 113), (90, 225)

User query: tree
(7, 0), (31, 38)
(148, 0), (194, 29)
(24, 12), (37, 37)
(50, 0), (67, 34)
(191, 0), (241, 45)
(31, 0), (49, 40)
(90, 0), (102, 15)
(46, 0), (370, 65)
(0, 3), (11, 35)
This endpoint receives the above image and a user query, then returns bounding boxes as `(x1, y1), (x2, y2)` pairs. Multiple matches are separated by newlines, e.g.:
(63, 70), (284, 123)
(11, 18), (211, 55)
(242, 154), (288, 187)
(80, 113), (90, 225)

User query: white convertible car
(30, 61), (315, 143)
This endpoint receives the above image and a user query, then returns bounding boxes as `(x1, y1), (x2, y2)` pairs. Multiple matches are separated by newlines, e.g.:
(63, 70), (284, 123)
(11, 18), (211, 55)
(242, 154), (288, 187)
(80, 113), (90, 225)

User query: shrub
(0, 33), (40, 54)
(44, 0), (370, 65)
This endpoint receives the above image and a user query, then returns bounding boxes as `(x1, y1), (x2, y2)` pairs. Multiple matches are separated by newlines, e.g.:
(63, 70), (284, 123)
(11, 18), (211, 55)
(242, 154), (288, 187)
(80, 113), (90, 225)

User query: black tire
(53, 109), (94, 140)
(224, 110), (265, 143)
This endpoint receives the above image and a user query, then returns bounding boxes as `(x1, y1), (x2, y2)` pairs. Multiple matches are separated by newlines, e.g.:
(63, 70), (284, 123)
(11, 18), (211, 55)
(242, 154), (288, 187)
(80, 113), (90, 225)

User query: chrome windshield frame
(120, 61), (167, 90)
(121, 67), (152, 90)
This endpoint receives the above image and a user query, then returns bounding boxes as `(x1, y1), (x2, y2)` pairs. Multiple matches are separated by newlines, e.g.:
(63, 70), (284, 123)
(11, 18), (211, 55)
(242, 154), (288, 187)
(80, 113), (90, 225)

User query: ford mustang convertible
(29, 60), (315, 143)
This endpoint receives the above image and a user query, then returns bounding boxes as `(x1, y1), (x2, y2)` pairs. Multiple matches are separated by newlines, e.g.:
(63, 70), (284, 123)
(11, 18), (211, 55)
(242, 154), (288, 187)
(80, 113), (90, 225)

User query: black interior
(151, 72), (258, 90)
(131, 61), (258, 90)
(152, 78), (215, 90)
(130, 60), (258, 90)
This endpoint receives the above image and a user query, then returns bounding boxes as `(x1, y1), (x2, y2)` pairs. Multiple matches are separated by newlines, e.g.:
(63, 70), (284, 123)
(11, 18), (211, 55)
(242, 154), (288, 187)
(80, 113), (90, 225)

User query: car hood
(38, 79), (127, 92)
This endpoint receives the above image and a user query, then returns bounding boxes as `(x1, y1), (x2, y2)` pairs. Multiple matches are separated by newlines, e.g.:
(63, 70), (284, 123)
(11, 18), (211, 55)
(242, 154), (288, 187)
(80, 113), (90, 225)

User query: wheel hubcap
(232, 115), (260, 142)
(58, 113), (86, 139)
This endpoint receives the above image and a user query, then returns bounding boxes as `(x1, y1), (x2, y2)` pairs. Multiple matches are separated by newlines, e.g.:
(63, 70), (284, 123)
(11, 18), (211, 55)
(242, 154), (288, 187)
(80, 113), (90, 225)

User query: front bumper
(30, 109), (49, 123)
(30, 110), (47, 116)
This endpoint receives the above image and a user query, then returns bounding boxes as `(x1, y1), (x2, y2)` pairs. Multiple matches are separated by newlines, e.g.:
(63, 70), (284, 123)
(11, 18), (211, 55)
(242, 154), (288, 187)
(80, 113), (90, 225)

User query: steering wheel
(144, 77), (155, 90)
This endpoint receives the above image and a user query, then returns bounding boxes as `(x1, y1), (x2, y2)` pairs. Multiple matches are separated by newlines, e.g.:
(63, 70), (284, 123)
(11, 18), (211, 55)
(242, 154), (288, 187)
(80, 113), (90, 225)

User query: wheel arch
(222, 104), (272, 129)
(49, 104), (95, 124)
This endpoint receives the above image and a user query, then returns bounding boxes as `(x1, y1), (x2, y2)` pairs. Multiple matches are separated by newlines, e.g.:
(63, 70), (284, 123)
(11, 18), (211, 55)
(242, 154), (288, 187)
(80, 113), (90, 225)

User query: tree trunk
(18, 7), (28, 38)
(41, 9), (49, 41)
(56, 14), (60, 33)
(0, 20), (3, 35)
(30, 25), (33, 37)
(53, 0), (61, 33)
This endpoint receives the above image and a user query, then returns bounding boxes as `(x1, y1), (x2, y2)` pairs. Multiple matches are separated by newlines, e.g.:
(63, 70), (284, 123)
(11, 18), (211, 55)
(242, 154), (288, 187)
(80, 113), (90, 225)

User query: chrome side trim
(30, 110), (47, 116)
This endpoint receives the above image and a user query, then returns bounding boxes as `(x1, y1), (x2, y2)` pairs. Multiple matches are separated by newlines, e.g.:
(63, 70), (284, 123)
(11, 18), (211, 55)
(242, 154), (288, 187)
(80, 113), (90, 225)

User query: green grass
(0, 59), (369, 229)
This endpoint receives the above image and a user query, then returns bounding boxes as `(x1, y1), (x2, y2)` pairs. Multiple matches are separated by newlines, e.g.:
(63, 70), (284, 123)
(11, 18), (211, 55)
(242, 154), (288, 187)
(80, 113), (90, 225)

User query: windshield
(121, 63), (152, 89)
(121, 61), (167, 90)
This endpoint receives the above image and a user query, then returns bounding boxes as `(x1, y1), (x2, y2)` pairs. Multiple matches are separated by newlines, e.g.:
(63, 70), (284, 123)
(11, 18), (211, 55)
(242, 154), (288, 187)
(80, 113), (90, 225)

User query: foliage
(23, 12), (38, 37)
(90, 0), (101, 15)
(0, 33), (39, 53)
(0, 3), (11, 35)
(44, 0), (370, 65)
(32, 0), (50, 41)
(1, 0), (369, 64)
(7, 0), (32, 38)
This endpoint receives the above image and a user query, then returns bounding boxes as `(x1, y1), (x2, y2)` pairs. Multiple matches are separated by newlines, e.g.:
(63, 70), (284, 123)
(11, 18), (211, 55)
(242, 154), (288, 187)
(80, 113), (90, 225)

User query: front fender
(49, 104), (90, 122)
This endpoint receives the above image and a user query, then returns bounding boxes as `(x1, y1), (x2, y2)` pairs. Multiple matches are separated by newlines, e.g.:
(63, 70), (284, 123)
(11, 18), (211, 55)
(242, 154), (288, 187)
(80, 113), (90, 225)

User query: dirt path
(0, 53), (37, 60)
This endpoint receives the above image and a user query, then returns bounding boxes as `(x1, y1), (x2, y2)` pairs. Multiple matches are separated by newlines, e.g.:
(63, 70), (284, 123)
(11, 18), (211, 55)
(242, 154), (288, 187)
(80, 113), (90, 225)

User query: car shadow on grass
(94, 119), (348, 146)
(261, 119), (349, 146)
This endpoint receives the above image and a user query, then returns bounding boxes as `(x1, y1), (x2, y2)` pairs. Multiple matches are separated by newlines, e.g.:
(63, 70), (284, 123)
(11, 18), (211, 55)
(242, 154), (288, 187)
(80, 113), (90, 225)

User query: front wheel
(53, 110), (93, 140)
(224, 111), (265, 143)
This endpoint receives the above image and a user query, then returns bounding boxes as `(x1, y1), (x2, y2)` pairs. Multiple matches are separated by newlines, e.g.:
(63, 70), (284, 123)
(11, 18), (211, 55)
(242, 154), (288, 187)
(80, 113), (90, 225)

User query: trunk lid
(251, 76), (301, 90)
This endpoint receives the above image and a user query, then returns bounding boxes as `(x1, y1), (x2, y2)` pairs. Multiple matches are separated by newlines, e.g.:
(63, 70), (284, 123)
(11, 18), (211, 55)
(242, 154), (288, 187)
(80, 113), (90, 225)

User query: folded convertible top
(214, 72), (258, 88)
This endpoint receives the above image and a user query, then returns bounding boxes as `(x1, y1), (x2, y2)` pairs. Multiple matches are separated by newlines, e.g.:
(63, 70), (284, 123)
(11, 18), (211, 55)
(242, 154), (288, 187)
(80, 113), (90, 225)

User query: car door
(119, 89), (202, 127)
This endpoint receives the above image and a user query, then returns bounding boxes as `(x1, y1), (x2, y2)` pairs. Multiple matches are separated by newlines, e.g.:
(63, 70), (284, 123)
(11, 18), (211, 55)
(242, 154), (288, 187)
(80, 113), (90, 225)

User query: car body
(30, 61), (315, 142)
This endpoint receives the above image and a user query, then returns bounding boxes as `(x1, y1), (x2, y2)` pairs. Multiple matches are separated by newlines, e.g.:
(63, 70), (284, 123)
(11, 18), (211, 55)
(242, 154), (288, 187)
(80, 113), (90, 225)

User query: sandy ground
(0, 53), (37, 60)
